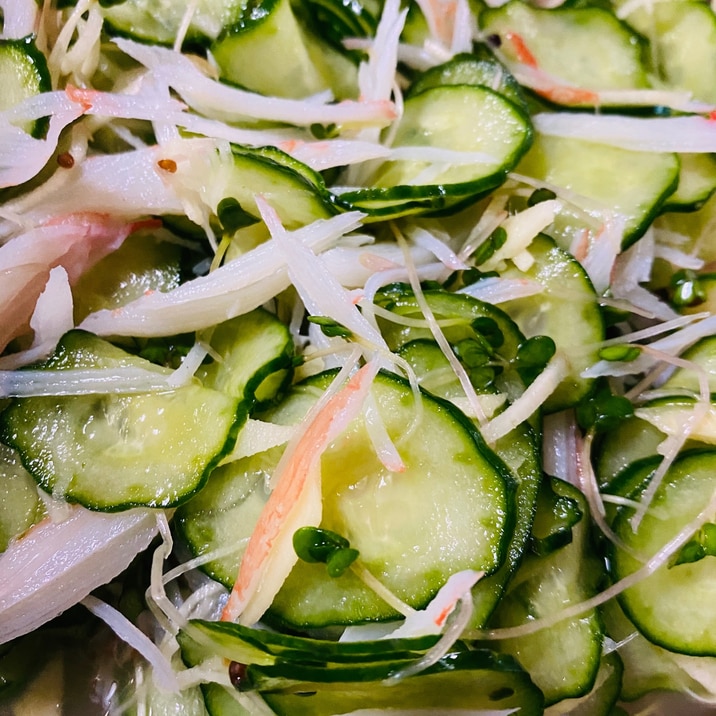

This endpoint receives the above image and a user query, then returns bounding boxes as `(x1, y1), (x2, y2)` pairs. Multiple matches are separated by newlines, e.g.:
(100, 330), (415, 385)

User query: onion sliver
(0, 506), (158, 644)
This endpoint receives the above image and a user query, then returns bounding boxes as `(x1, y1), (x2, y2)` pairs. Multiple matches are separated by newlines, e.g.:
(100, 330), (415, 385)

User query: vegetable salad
(1, 0), (716, 713)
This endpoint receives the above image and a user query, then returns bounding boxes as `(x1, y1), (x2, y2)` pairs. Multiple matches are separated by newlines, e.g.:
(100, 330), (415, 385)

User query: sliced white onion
(458, 276), (544, 304)
(0, 506), (158, 645)
(0, 366), (176, 398)
(113, 38), (397, 128)
(81, 595), (180, 692)
(258, 199), (387, 351)
(408, 226), (466, 271)
(480, 199), (560, 271)
(0, 0), (38, 38)
(482, 353), (569, 443)
(358, 0), (406, 103)
(80, 211), (366, 337)
(534, 113), (716, 153)
(0, 95), (84, 189)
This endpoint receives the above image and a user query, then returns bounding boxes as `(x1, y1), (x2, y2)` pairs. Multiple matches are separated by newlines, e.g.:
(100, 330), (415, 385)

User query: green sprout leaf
(217, 198), (259, 233)
(293, 527), (359, 577)
(473, 227), (507, 266)
(307, 316), (353, 339)
(515, 335), (556, 385)
(575, 382), (633, 433)
(670, 523), (716, 568)
(670, 269), (706, 308)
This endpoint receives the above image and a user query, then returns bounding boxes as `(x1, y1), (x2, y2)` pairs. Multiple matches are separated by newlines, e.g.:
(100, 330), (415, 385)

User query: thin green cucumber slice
(0, 444), (45, 552)
(0, 36), (51, 137)
(394, 339), (542, 626)
(102, 0), (245, 46)
(339, 84), (532, 217)
(490, 477), (605, 704)
(212, 0), (357, 99)
(72, 232), (182, 323)
(593, 414), (666, 490)
(183, 143), (336, 239)
(0, 331), (241, 511)
(480, 1), (648, 107)
(664, 154), (716, 213)
(178, 619), (440, 667)
(517, 134), (680, 249)
(395, 338), (542, 626)
(498, 234), (604, 412)
(251, 650), (544, 716)
(601, 596), (705, 702)
(198, 308), (293, 407)
(407, 51), (528, 111)
(529, 473), (583, 557)
(610, 450), (716, 655)
(178, 368), (514, 627)
(625, 0), (716, 105)
(544, 651), (623, 716)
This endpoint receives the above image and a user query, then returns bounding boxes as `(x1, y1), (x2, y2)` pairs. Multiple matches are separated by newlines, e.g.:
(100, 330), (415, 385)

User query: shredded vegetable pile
(2, 0), (716, 713)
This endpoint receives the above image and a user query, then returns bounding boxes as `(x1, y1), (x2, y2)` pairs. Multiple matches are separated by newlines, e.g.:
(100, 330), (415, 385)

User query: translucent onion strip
(534, 113), (716, 153)
(0, 506), (158, 644)
(80, 211), (366, 337)
(81, 595), (180, 692)
(114, 38), (397, 128)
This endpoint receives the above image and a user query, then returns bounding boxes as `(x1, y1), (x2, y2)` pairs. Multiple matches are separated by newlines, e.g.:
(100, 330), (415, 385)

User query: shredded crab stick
(222, 360), (381, 625)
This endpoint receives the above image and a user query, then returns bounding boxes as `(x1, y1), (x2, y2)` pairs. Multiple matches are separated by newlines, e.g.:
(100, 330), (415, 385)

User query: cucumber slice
(179, 628), (544, 716)
(212, 0), (357, 99)
(0, 331), (241, 510)
(529, 474), (583, 557)
(102, 0), (245, 46)
(662, 335), (716, 394)
(499, 234), (604, 412)
(490, 477), (605, 704)
(0, 444), (45, 552)
(408, 51), (528, 111)
(177, 368), (514, 627)
(72, 233), (182, 323)
(625, 0), (716, 105)
(664, 154), (716, 213)
(517, 134), (680, 249)
(251, 650), (544, 716)
(601, 597), (703, 701)
(593, 414), (667, 489)
(610, 450), (716, 655)
(0, 36), (51, 137)
(209, 145), (336, 231)
(394, 339), (542, 626)
(544, 651), (623, 716)
(178, 619), (440, 666)
(340, 84), (532, 218)
(480, 1), (648, 106)
(198, 308), (293, 407)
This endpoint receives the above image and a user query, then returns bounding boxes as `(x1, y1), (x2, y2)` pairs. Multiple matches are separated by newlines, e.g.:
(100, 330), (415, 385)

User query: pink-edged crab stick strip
(221, 360), (381, 625)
